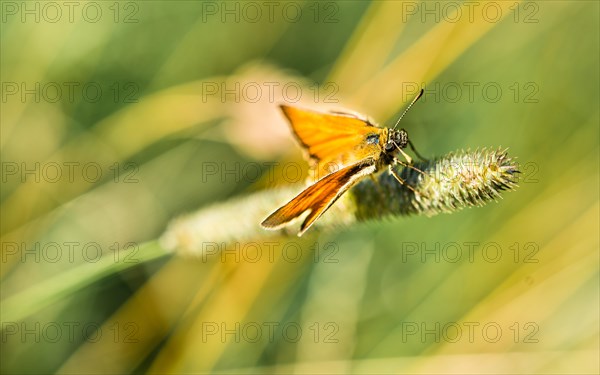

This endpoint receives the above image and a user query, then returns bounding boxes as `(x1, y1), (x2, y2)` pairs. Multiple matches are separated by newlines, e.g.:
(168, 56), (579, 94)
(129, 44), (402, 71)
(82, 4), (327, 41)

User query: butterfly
(261, 89), (425, 236)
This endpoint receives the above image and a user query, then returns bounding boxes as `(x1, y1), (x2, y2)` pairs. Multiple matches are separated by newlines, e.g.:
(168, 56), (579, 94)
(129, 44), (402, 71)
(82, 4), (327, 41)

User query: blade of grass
(1, 240), (168, 323)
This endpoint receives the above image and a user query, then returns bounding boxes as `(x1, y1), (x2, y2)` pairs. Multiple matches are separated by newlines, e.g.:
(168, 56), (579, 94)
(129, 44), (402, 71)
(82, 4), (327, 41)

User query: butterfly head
(385, 128), (408, 152)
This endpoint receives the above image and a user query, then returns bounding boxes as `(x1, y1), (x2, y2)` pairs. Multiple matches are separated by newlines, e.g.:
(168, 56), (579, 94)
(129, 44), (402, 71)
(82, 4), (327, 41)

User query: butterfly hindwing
(261, 160), (377, 236)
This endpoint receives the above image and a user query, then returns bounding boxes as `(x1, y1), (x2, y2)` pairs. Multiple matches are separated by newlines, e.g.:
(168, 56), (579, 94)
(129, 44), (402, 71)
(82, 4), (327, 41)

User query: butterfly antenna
(392, 89), (424, 130)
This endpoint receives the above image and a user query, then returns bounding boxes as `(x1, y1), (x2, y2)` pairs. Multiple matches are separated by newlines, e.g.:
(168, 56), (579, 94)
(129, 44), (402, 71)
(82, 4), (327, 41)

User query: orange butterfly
(261, 90), (425, 236)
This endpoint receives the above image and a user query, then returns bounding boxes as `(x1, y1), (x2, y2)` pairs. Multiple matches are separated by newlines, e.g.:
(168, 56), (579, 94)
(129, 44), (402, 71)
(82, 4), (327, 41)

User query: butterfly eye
(396, 130), (408, 148)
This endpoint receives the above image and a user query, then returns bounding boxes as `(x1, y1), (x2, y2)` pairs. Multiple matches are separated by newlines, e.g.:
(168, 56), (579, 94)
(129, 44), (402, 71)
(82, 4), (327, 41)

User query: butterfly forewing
(261, 160), (377, 236)
(280, 105), (384, 178)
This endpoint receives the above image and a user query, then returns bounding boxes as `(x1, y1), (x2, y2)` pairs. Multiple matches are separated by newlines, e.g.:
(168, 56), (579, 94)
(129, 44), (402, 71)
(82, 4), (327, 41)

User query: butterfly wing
(261, 160), (377, 236)
(280, 105), (384, 178)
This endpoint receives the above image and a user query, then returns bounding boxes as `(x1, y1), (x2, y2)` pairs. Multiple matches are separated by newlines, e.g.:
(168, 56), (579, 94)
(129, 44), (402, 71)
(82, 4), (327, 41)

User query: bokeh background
(1, 1), (598, 374)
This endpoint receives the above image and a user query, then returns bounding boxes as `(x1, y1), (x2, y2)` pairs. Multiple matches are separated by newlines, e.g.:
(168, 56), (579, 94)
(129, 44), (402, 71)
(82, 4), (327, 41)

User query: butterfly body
(261, 91), (423, 236)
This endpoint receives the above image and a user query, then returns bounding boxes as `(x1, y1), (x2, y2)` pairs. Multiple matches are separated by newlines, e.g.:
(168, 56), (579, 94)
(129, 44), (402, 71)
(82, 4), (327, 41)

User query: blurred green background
(1, 1), (598, 374)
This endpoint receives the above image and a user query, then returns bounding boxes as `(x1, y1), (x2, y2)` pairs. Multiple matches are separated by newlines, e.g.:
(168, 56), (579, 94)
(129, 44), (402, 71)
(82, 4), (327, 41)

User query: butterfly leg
(389, 160), (430, 199)
(396, 150), (428, 177)
(388, 164), (421, 196)
(408, 139), (428, 161)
